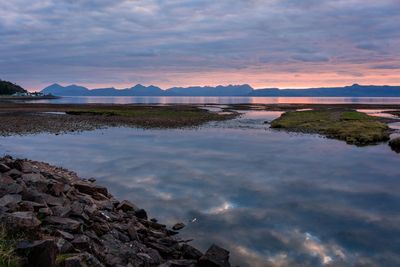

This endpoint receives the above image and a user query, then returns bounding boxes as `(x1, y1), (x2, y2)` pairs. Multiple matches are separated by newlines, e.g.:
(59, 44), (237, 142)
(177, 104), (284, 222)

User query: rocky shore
(0, 156), (232, 267)
(0, 104), (236, 136)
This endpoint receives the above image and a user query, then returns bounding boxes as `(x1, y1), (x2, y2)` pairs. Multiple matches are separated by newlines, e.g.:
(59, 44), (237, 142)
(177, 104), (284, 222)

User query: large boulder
(16, 240), (58, 267)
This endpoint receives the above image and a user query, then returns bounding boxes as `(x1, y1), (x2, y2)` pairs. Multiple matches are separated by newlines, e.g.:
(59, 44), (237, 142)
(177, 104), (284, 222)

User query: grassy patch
(65, 106), (236, 128)
(270, 110), (390, 145)
(0, 225), (20, 267)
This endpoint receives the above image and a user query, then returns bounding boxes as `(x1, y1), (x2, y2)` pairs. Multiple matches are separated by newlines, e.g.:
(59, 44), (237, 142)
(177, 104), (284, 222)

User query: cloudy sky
(1, 0), (400, 90)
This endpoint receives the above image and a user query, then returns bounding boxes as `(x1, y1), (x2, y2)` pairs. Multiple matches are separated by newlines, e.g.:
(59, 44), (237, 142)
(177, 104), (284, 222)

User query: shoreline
(0, 156), (232, 267)
(0, 95), (60, 101)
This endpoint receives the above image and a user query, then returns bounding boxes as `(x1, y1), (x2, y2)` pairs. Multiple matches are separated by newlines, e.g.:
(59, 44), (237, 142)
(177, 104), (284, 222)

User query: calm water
(28, 96), (400, 104)
(1, 111), (400, 266)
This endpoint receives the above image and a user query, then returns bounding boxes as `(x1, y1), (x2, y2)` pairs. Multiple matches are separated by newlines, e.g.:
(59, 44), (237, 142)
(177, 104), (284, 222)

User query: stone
(45, 216), (81, 231)
(127, 223), (139, 241)
(72, 235), (91, 250)
(51, 205), (71, 217)
(0, 194), (22, 207)
(7, 211), (41, 229)
(56, 238), (74, 253)
(182, 244), (203, 260)
(56, 230), (75, 240)
(16, 240), (58, 267)
(73, 181), (108, 196)
(135, 208), (148, 220)
(43, 193), (65, 206)
(49, 182), (65, 196)
(39, 207), (53, 216)
(172, 222), (186, 231)
(159, 259), (197, 267)
(18, 200), (46, 212)
(3, 168), (21, 179)
(21, 173), (44, 183)
(116, 200), (139, 212)
(0, 163), (11, 172)
(198, 244), (230, 267)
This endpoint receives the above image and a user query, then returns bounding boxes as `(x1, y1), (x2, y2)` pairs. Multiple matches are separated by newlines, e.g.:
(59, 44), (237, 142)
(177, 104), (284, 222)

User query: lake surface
(1, 111), (400, 266)
(27, 96), (400, 104)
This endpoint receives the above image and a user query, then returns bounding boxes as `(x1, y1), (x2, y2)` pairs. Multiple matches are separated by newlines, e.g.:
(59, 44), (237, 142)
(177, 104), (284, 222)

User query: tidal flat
(1, 103), (400, 266)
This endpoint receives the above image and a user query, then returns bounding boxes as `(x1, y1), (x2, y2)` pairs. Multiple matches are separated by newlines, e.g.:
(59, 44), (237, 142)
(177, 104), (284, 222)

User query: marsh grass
(0, 225), (20, 267)
(271, 110), (390, 145)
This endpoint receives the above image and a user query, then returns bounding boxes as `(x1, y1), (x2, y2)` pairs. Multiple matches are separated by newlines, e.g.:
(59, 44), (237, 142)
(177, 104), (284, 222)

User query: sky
(1, 0), (400, 91)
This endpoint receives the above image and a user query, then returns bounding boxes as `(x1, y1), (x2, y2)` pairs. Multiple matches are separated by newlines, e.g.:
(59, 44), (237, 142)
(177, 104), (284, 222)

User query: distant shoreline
(0, 95), (60, 101)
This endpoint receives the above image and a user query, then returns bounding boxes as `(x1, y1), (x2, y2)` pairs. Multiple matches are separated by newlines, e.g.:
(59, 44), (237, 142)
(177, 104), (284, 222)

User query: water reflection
(26, 96), (400, 105)
(0, 113), (399, 266)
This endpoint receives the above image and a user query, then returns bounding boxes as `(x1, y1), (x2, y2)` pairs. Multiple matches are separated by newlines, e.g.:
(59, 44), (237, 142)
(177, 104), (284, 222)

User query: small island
(271, 110), (391, 145)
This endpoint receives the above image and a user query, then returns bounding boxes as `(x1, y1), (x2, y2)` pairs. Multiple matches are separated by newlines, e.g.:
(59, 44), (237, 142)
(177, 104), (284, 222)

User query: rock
(7, 211), (41, 229)
(198, 244), (230, 267)
(49, 182), (65, 196)
(135, 208), (148, 220)
(18, 200), (46, 212)
(127, 223), (139, 241)
(52, 205), (72, 217)
(159, 259), (197, 267)
(116, 200), (139, 212)
(60, 253), (104, 267)
(56, 238), (74, 253)
(21, 173), (44, 183)
(0, 157), (231, 267)
(181, 244), (203, 260)
(56, 230), (75, 240)
(0, 176), (23, 194)
(172, 222), (186, 231)
(16, 240), (58, 267)
(389, 137), (400, 153)
(0, 194), (22, 207)
(72, 235), (91, 250)
(73, 181), (108, 196)
(45, 216), (81, 231)
(3, 168), (21, 179)
(0, 163), (11, 172)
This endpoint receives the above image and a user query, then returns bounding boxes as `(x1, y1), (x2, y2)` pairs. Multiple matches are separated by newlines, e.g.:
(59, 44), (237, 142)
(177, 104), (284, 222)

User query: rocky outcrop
(0, 156), (231, 267)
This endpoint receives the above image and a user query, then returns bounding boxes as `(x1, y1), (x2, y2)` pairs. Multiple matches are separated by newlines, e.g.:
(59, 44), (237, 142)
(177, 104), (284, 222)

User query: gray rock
(172, 222), (186, 231)
(198, 244), (230, 267)
(45, 216), (81, 231)
(181, 244), (203, 260)
(56, 230), (75, 240)
(0, 194), (22, 207)
(7, 211), (41, 229)
(116, 200), (139, 212)
(73, 181), (108, 196)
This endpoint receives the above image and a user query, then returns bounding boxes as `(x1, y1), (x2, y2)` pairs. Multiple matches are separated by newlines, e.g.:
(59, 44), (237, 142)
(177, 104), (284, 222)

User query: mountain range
(41, 83), (400, 97)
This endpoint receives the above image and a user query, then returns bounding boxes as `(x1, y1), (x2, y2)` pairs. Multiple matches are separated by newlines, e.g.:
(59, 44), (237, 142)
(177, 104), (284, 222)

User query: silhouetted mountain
(41, 83), (400, 97)
(167, 84), (253, 96)
(0, 80), (27, 95)
(250, 84), (400, 97)
(41, 84), (90, 96)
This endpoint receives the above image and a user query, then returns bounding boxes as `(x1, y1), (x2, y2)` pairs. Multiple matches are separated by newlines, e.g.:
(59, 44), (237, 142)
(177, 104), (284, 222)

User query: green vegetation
(270, 110), (390, 145)
(0, 80), (27, 95)
(65, 106), (236, 128)
(0, 225), (20, 267)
